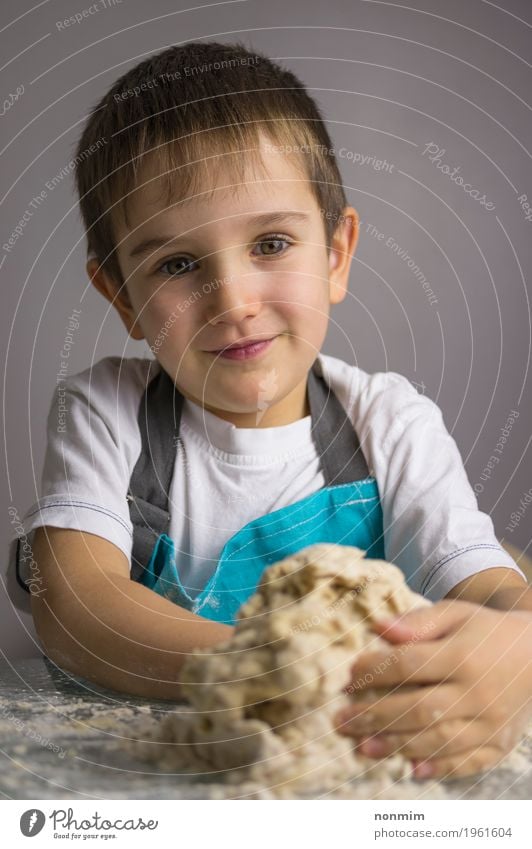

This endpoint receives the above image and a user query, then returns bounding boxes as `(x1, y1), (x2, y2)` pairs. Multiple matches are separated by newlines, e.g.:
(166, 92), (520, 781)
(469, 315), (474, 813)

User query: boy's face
(88, 133), (359, 427)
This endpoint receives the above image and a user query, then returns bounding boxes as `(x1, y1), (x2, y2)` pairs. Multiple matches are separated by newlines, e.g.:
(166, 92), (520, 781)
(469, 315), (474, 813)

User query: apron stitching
(223, 494), (379, 561)
(195, 490), (381, 613)
(323, 477), (376, 489)
(167, 484), (380, 616)
(221, 478), (378, 553)
(182, 480), (378, 591)
(340, 498), (379, 506)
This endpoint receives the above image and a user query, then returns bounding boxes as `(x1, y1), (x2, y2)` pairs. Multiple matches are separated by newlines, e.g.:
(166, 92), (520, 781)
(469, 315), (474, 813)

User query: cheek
(273, 275), (330, 326)
(132, 292), (190, 352)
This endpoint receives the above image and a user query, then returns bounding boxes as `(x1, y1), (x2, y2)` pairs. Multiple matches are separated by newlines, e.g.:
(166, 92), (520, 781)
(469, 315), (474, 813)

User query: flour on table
(135, 543), (450, 797)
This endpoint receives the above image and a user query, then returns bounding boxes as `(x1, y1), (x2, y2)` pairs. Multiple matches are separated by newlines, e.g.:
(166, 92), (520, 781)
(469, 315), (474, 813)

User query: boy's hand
(333, 600), (532, 780)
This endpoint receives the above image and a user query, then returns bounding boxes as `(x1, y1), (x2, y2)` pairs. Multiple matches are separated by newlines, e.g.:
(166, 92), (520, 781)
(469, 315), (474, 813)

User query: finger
(355, 718), (492, 761)
(371, 599), (476, 644)
(346, 640), (456, 690)
(335, 684), (471, 736)
(413, 745), (504, 780)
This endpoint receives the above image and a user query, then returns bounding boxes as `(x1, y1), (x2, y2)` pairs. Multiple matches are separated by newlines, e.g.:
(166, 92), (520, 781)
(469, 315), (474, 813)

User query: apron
(125, 357), (385, 625)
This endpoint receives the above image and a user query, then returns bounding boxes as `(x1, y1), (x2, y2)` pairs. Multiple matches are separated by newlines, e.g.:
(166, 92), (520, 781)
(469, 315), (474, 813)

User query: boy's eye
(155, 234), (292, 278)
(252, 235), (292, 257)
(157, 256), (198, 277)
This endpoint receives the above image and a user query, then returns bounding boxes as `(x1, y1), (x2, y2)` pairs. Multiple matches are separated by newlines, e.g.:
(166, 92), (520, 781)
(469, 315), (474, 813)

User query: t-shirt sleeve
(21, 357), (145, 567)
(365, 373), (525, 600)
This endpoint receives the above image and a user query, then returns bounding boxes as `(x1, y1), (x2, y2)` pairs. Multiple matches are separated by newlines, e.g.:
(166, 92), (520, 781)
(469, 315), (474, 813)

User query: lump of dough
(141, 543), (432, 795)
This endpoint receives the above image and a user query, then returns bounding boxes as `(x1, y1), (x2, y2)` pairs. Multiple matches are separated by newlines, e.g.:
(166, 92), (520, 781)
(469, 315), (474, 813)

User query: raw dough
(138, 543), (437, 797)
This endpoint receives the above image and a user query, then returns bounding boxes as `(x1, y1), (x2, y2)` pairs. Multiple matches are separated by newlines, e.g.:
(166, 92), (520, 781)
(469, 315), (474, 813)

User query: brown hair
(74, 40), (348, 285)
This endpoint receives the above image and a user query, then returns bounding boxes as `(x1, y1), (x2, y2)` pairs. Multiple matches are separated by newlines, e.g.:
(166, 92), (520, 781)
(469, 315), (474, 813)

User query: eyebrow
(127, 211), (312, 259)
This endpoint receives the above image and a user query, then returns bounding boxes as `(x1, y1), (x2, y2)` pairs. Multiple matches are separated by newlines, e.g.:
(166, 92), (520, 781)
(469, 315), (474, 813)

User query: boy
(20, 41), (532, 781)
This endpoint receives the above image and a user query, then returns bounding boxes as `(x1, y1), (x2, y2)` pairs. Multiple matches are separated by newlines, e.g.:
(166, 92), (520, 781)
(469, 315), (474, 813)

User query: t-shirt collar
(181, 394), (312, 458)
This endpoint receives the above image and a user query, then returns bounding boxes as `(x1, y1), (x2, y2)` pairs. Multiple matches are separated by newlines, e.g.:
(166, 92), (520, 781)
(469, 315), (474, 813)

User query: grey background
(1, 0), (531, 658)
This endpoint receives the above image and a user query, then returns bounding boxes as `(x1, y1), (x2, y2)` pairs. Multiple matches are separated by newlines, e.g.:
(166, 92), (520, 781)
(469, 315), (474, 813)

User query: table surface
(0, 657), (530, 800)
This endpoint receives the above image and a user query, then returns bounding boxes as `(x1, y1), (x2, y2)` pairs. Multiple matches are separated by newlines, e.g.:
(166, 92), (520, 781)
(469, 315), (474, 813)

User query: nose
(203, 260), (262, 326)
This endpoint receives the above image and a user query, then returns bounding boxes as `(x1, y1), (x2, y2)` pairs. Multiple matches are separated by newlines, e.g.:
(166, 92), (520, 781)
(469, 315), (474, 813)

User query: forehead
(117, 136), (317, 237)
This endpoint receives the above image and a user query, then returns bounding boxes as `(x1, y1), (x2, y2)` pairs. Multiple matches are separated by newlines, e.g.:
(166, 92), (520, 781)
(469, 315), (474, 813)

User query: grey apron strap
(14, 536), (31, 593)
(127, 365), (183, 582)
(127, 357), (369, 579)
(307, 359), (370, 485)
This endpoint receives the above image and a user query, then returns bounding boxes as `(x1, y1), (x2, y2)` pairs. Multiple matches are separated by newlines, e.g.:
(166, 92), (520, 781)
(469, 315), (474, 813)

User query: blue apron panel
(140, 477), (384, 625)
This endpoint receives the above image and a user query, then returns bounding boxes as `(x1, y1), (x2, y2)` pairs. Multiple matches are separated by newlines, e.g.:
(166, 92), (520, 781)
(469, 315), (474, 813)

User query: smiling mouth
(207, 336), (277, 353)
(205, 336), (278, 361)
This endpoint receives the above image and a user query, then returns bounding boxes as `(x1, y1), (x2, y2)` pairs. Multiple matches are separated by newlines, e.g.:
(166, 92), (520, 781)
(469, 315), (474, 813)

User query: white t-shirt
(21, 352), (523, 601)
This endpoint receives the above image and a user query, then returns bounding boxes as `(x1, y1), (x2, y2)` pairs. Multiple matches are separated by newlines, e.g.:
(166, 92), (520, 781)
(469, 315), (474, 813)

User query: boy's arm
(30, 526), (233, 701)
(444, 566), (532, 612)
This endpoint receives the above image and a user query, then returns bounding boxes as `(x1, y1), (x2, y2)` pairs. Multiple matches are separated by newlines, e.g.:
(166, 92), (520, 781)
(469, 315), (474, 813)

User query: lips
(207, 336), (277, 353)
(206, 336), (278, 361)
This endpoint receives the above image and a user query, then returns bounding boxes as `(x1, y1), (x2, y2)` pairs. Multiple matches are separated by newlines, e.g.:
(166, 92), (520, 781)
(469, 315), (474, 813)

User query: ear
(327, 207), (360, 305)
(86, 258), (145, 340)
